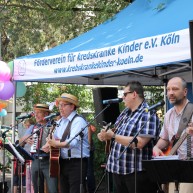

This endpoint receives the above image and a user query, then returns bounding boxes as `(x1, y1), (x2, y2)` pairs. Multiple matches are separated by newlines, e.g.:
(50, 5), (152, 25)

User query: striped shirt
(106, 101), (160, 175)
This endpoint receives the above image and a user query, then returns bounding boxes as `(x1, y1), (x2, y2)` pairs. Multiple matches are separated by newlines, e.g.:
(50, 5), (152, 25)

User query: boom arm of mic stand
(66, 104), (110, 146)
(65, 104), (110, 193)
(16, 124), (45, 147)
(117, 110), (156, 160)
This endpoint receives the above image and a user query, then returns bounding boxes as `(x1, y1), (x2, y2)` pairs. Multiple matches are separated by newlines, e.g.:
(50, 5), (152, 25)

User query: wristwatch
(112, 133), (116, 139)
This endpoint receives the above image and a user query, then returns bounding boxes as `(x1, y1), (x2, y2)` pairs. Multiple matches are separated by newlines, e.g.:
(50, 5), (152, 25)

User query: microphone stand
(17, 123), (46, 193)
(117, 110), (156, 193)
(1, 130), (9, 193)
(14, 119), (33, 193)
(15, 119), (23, 193)
(1, 121), (21, 193)
(66, 104), (111, 193)
(1, 122), (20, 193)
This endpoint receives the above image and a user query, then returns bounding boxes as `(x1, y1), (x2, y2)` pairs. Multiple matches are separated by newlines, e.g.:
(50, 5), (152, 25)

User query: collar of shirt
(127, 100), (147, 116)
(173, 99), (189, 116)
(61, 111), (77, 122)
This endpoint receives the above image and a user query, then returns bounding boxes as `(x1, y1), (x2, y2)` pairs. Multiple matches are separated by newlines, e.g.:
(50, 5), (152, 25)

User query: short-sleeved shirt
(53, 111), (90, 159)
(159, 103), (193, 159)
(106, 101), (160, 175)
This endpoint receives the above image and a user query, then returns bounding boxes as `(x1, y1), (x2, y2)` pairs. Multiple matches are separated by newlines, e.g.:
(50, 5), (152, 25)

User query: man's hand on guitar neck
(186, 122), (193, 136)
(46, 135), (69, 148)
(97, 129), (115, 142)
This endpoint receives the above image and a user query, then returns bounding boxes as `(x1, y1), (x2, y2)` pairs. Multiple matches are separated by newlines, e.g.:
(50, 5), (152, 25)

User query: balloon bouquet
(0, 61), (14, 192)
(0, 60), (15, 105)
(0, 61), (31, 193)
(0, 60), (14, 144)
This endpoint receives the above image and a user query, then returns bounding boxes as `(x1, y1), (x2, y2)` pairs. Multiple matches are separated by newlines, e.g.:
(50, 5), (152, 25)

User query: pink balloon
(0, 82), (4, 91)
(0, 61), (11, 81)
(0, 81), (15, 100)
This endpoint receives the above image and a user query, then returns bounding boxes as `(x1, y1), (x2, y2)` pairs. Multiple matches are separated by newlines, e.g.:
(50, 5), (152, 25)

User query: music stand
(4, 144), (34, 162)
(4, 143), (34, 193)
(143, 159), (193, 192)
(14, 145), (34, 161)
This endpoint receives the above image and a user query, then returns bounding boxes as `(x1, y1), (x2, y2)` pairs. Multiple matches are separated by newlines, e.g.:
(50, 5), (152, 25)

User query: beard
(169, 96), (185, 106)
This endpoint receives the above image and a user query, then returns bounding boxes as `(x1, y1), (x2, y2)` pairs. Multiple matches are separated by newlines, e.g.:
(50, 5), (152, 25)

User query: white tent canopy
(13, 0), (193, 85)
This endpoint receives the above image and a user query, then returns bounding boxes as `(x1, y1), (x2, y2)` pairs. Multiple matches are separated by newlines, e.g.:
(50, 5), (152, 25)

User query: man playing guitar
(153, 77), (193, 193)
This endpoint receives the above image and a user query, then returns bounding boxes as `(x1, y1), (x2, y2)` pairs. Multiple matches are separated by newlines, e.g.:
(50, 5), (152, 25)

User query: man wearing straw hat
(24, 104), (58, 193)
(45, 93), (90, 193)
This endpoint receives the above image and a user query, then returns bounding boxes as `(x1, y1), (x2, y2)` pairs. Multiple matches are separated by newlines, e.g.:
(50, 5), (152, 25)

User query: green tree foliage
(16, 82), (93, 113)
(0, 0), (130, 61)
(144, 86), (164, 105)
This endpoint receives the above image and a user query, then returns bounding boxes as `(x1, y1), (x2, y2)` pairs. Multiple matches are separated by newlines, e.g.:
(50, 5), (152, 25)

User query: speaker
(92, 87), (120, 126)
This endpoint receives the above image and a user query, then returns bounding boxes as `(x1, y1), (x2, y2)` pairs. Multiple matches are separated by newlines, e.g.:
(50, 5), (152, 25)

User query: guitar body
(105, 140), (111, 155)
(49, 125), (60, 178)
(162, 135), (178, 155)
(162, 145), (172, 156)
(163, 132), (189, 156)
(49, 144), (60, 177)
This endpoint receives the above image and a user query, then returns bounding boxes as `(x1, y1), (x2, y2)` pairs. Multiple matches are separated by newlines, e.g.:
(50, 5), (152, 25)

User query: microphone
(43, 112), (60, 120)
(147, 100), (165, 112)
(103, 98), (123, 105)
(16, 112), (34, 120)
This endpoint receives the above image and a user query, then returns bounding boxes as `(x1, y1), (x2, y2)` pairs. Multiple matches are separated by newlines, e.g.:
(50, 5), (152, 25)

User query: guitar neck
(169, 132), (189, 155)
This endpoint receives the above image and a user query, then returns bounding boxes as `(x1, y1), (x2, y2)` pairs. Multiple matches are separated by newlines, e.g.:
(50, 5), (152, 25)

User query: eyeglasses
(58, 103), (71, 108)
(123, 91), (133, 97)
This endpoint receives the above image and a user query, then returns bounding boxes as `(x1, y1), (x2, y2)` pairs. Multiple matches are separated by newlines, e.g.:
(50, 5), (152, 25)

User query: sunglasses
(123, 91), (133, 97)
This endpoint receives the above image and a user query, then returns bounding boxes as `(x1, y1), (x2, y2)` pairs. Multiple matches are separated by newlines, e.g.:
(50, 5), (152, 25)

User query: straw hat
(33, 104), (51, 112)
(56, 93), (79, 108)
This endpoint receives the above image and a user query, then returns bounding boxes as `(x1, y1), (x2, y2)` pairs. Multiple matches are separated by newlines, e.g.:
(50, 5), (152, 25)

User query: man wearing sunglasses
(98, 81), (160, 193)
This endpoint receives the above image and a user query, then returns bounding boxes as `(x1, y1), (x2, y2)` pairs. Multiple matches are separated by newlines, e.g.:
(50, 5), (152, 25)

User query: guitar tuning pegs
(102, 121), (108, 126)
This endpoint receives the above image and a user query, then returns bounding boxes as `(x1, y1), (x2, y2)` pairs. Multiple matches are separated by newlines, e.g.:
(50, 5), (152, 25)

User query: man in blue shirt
(24, 104), (58, 193)
(44, 93), (90, 193)
(98, 81), (160, 193)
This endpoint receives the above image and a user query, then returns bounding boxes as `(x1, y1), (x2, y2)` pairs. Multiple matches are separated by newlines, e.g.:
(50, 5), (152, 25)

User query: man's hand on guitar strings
(152, 145), (164, 156)
(47, 135), (58, 148)
(41, 143), (50, 153)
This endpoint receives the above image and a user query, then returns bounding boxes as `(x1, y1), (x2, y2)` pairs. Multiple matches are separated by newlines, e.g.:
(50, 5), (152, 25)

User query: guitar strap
(60, 114), (79, 158)
(60, 114), (79, 142)
(176, 102), (193, 139)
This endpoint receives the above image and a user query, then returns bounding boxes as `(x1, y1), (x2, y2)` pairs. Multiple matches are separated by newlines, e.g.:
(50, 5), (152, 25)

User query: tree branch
(0, 2), (118, 12)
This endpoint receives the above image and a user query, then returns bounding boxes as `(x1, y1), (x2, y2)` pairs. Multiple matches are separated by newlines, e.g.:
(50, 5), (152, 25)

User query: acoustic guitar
(49, 126), (60, 177)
